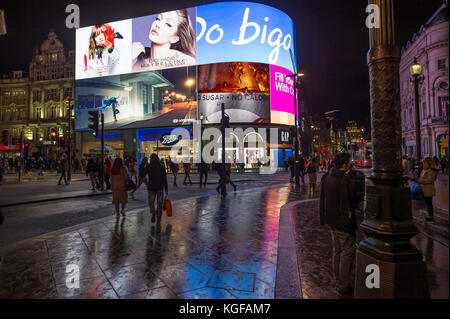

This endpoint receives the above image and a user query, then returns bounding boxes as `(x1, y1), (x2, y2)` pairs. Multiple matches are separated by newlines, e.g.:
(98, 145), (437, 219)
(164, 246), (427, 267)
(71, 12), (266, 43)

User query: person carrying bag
(146, 154), (168, 224)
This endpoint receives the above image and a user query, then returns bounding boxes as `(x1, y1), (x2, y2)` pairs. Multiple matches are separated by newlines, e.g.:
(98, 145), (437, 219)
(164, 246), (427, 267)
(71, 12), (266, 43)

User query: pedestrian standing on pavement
(104, 157), (112, 190)
(146, 154), (168, 224)
(38, 157), (44, 176)
(319, 153), (357, 297)
(402, 155), (410, 177)
(417, 157), (438, 222)
(130, 157), (148, 199)
(197, 160), (208, 188)
(183, 160), (192, 185)
(169, 158), (179, 187)
(287, 155), (295, 183)
(58, 155), (69, 185)
(86, 158), (99, 191)
(111, 158), (128, 218)
(96, 157), (103, 189)
(306, 158), (318, 194)
(440, 156), (447, 174)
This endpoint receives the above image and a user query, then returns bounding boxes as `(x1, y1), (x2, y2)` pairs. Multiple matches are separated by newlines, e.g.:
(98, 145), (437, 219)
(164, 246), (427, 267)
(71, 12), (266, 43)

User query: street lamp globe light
(410, 58), (422, 76)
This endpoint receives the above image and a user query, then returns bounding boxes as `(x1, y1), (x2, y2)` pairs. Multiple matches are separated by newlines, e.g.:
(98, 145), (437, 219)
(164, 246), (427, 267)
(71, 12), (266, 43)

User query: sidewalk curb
(275, 198), (319, 299)
(0, 179), (255, 208)
(0, 190), (113, 208)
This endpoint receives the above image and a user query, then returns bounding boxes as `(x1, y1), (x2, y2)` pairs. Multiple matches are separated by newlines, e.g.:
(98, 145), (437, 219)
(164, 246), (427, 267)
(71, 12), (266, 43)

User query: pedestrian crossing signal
(88, 110), (99, 136)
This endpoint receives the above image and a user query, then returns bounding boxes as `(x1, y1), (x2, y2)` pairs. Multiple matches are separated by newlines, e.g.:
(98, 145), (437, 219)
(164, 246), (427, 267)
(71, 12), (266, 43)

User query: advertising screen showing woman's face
(149, 12), (180, 45)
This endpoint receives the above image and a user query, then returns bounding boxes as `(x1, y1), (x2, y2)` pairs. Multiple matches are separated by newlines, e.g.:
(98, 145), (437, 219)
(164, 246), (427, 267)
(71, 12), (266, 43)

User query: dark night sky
(0, 0), (444, 128)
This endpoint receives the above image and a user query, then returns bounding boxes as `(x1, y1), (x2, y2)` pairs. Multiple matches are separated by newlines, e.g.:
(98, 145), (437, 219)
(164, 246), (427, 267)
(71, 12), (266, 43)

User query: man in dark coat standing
(319, 152), (362, 297)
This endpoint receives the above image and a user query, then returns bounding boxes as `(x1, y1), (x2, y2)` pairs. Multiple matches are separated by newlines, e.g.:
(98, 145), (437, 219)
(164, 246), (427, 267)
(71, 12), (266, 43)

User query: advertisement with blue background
(196, 1), (296, 72)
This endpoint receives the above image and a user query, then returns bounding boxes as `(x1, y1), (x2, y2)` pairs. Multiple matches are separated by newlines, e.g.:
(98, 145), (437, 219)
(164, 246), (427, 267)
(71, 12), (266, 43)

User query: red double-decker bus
(351, 141), (372, 168)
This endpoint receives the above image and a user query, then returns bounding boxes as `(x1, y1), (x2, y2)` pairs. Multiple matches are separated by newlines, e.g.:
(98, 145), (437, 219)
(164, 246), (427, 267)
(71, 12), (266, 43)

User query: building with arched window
(400, 1), (449, 159)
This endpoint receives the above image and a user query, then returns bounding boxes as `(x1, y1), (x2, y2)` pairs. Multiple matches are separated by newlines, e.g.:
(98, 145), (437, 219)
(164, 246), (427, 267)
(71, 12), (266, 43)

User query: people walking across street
(216, 161), (236, 198)
(197, 160), (208, 188)
(86, 158), (99, 191)
(104, 157), (112, 190)
(319, 153), (361, 297)
(57, 155), (69, 185)
(183, 160), (192, 185)
(169, 158), (179, 187)
(130, 157), (148, 199)
(417, 157), (438, 222)
(306, 158), (318, 194)
(129, 158), (138, 184)
(110, 158), (129, 218)
(145, 154), (168, 224)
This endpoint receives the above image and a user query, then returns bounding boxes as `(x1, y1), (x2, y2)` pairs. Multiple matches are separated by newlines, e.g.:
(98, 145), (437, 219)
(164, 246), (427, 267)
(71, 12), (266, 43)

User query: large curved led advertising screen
(75, 1), (297, 130)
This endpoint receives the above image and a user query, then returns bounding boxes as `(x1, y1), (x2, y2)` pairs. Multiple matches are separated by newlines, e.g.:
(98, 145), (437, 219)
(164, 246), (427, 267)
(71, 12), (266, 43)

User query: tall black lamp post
(410, 58), (425, 176)
(354, 0), (428, 298)
(287, 72), (304, 184)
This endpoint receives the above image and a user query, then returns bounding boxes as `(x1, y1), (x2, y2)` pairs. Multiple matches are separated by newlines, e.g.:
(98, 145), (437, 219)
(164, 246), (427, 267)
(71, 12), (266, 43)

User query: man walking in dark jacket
(319, 153), (360, 297)
(58, 155), (69, 185)
(146, 154), (168, 224)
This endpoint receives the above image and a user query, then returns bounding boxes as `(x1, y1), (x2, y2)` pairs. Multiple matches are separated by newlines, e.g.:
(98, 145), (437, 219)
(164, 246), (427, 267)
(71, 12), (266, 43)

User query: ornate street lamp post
(354, 0), (429, 298)
(410, 58), (425, 176)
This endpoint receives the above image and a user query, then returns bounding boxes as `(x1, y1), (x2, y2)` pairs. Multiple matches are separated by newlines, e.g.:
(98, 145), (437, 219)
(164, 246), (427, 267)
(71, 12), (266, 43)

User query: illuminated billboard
(75, 1), (297, 129)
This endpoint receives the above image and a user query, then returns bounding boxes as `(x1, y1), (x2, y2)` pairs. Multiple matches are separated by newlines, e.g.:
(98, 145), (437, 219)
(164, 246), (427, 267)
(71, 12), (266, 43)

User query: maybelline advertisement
(75, 19), (132, 80)
(131, 7), (197, 72)
(198, 62), (270, 124)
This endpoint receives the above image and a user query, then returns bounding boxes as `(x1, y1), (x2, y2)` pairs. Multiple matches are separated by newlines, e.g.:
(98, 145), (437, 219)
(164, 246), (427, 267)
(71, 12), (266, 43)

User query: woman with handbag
(111, 158), (129, 218)
(418, 157), (438, 222)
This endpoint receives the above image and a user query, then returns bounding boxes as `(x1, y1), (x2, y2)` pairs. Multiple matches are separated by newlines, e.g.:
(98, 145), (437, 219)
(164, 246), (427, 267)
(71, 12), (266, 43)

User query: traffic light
(60, 136), (65, 148)
(88, 110), (100, 136)
(50, 128), (57, 141)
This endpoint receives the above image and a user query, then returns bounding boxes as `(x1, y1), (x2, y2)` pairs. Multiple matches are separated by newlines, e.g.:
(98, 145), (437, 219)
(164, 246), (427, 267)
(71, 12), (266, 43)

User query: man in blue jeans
(320, 153), (361, 297)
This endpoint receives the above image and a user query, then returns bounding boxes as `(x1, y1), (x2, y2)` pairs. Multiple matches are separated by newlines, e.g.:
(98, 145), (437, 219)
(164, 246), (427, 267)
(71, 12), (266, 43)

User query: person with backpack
(146, 154), (168, 224)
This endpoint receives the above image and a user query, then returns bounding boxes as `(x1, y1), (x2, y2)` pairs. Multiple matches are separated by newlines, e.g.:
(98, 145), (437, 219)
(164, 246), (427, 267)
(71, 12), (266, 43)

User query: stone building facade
(400, 2), (449, 159)
(0, 31), (75, 161)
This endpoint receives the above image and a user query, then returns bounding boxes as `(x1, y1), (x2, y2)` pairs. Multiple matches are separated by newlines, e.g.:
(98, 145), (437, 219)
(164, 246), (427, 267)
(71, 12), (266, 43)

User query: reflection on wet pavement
(0, 184), (307, 299)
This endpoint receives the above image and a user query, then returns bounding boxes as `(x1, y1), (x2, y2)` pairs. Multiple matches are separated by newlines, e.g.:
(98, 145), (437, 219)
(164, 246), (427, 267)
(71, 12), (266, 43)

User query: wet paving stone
(155, 262), (209, 294)
(227, 278), (274, 299)
(122, 286), (179, 299)
(207, 269), (255, 292)
(0, 183), (318, 299)
(178, 287), (237, 299)
(104, 263), (166, 297)
(55, 275), (118, 299)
